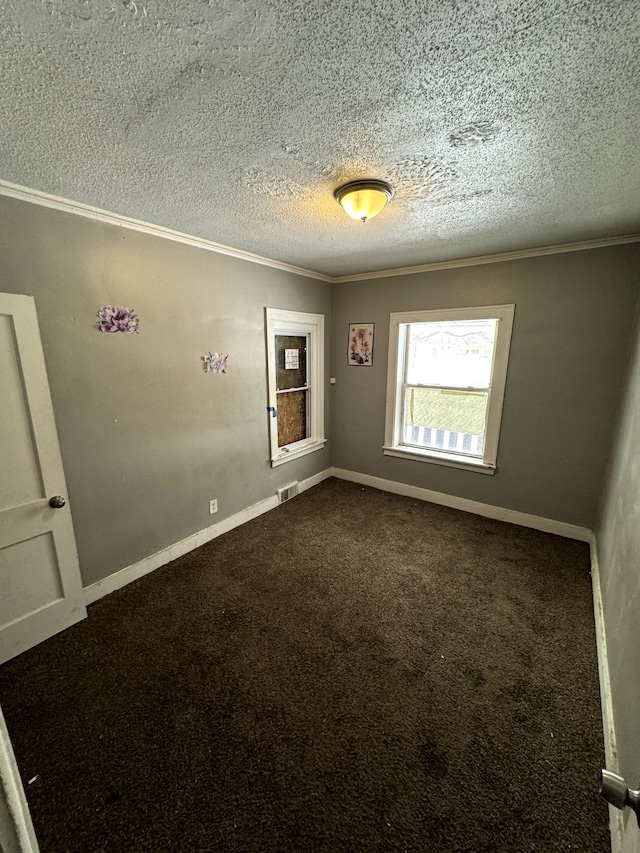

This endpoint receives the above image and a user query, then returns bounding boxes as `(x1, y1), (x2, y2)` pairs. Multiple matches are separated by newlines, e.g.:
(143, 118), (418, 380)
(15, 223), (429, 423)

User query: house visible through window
(383, 305), (515, 473)
(266, 308), (325, 467)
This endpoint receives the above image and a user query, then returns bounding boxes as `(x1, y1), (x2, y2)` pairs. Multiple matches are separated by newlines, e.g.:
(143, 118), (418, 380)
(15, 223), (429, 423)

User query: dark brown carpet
(0, 479), (609, 852)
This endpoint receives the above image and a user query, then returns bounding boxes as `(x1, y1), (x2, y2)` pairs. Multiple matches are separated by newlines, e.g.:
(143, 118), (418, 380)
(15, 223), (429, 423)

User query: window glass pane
(275, 335), (307, 390)
(406, 319), (497, 388)
(403, 388), (488, 456)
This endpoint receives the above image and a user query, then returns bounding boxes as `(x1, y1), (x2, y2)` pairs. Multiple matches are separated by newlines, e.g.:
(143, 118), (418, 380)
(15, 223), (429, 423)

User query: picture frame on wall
(348, 323), (374, 366)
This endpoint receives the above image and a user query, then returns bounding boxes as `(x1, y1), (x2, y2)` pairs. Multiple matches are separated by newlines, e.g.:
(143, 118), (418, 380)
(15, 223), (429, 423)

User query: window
(265, 308), (325, 467)
(383, 305), (515, 473)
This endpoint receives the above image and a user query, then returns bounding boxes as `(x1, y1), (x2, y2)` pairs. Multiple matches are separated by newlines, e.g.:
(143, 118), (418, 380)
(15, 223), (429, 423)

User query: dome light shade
(334, 180), (395, 222)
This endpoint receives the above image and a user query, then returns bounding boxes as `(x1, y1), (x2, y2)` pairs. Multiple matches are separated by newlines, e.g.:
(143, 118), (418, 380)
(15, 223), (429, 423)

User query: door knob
(601, 770), (640, 827)
(48, 496), (66, 509)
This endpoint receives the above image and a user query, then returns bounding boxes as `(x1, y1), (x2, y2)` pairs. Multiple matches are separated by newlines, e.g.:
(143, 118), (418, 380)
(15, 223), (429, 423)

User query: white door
(0, 293), (86, 665)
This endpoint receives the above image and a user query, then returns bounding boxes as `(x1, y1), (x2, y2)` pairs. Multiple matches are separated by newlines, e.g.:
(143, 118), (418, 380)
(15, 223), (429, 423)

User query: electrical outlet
(209, 499), (218, 515)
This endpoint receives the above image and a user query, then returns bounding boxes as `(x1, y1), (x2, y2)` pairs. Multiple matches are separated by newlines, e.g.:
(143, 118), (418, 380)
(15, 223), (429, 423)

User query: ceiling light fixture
(334, 179), (395, 223)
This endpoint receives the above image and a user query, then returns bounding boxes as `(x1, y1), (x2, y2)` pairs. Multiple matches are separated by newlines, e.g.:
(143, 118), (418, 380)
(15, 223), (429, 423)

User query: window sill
(271, 438), (327, 467)
(382, 445), (496, 474)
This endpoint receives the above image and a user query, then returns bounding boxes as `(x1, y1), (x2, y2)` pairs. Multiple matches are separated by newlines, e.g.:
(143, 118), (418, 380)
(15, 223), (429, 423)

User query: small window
(383, 305), (515, 473)
(266, 308), (325, 467)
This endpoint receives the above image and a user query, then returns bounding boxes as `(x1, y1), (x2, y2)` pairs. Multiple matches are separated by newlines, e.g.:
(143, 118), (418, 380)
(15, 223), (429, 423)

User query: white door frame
(0, 703), (39, 852)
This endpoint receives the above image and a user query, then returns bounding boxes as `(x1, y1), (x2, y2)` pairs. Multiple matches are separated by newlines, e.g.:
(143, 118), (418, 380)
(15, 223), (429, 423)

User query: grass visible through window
(404, 387), (487, 435)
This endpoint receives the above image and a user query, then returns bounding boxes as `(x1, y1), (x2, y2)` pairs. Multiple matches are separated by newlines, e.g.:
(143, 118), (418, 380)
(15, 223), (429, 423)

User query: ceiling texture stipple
(1, 0), (639, 278)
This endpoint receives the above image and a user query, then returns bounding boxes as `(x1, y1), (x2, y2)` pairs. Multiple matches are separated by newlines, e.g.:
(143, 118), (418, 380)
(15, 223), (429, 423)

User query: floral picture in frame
(348, 323), (374, 366)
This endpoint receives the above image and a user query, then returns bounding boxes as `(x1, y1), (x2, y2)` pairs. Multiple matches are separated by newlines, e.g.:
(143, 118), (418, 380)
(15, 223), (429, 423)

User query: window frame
(383, 304), (515, 474)
(265, 308), (325, 467)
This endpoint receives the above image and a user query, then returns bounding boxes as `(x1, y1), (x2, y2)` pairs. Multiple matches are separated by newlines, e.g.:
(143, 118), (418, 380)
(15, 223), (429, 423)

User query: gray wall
(596, 306), (640, 852)
(2, 191), (638, 590)
(0, 195), (332, 587)
(332, 245), (640, 528)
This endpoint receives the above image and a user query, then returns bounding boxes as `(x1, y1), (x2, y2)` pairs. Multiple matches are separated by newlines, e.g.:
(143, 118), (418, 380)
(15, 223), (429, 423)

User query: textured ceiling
(1, 0), (639, 277)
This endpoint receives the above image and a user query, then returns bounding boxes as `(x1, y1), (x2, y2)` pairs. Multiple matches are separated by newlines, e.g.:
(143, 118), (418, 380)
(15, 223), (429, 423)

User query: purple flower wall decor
(98, 306), (139, 334)
(202, 352), (228, 374)
(348, 322), (374, 365)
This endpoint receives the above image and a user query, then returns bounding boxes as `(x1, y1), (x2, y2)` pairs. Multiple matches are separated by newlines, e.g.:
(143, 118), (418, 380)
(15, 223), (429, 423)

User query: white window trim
(383, 304), (515, 473)
(266, 308), (326, 467)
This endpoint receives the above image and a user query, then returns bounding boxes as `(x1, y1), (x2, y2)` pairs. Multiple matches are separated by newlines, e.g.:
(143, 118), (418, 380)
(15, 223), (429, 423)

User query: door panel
(0, 315), (43, 510)
(0, 534), (62, 624)
(0, 293), (86, 665)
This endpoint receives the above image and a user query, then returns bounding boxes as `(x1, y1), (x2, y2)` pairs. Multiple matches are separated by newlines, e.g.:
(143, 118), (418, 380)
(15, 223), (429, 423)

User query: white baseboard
(84, 468), (333, 605)
(298, 467), (333, 492)
(590, 539), (618, 767)
(590, 538), (630, 853)
(331, 468), (592, 541)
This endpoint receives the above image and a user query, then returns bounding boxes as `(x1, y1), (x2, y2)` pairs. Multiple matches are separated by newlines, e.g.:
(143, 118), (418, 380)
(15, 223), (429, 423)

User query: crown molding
(0, 180), (332, 283)
(1, 179), (638, 284)
(331, 233), (640, 282)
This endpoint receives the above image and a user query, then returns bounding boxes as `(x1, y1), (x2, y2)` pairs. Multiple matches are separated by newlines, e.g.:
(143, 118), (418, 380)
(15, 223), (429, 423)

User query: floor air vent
(277, 482), (299, 504)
